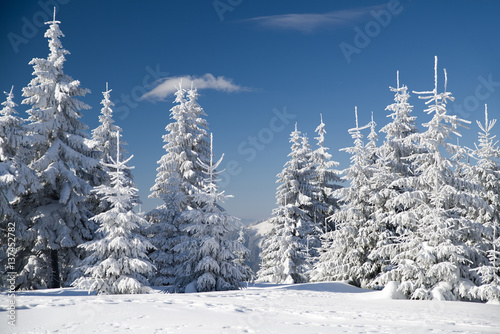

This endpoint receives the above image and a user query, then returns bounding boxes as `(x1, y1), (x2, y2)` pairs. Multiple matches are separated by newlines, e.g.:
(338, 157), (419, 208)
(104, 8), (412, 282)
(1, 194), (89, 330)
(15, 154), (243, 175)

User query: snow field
(1, 282), (499, 334)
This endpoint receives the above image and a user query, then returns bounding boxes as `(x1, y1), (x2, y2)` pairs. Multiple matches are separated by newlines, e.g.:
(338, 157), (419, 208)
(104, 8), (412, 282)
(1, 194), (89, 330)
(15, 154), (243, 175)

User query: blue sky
(1, 0), (499, 222)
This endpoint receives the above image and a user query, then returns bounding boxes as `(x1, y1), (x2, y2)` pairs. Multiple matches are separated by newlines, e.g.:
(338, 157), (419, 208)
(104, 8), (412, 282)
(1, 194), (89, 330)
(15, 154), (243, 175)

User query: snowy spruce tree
(0, 87), (40, 287)
(376, 57), (489, 300)
(74, 131), (154, 294)
(235, 227), (254, 282)
(89, 83), (136, 214)
(310, 114), (342, 232)
(257, 124), (321, 284)
(13, 9), (98, 289)
(174, 134), (248, 292)
(147, 84), (211, 285)
(469, 105), (500, 302)
(298, 133), (326, 260)
(310, 107), (375, 285)
(0, 87), (38, 222)
(361, 72), (422, 289)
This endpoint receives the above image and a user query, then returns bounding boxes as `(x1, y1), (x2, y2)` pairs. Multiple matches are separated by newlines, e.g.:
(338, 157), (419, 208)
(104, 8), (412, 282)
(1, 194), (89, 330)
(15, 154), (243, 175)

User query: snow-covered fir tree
(89, 83), (136, 214)
(0, 87), (40, 287)
(13, 9), (98, 289)
(298, 134), (325, 260)
(74, 131), (154, 294)
(147, 83), (210, 285)
(235, 227), (254, 282)
(469, 105), (500, 303)
(310, 107), (375, 285)
(0, 87), (35, 219)
(310, 114), (342, 232)
(146, 84), (211, 286)
(174, 134), (248, 292)
(361, 72), (422, 289)
(376, 57), (489, 300)
(257, 124), (321, 284)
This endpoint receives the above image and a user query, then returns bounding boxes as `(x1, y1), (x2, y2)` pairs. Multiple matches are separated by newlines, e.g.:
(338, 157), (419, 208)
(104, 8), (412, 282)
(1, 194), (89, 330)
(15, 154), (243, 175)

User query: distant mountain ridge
(243, 219), (273, 274)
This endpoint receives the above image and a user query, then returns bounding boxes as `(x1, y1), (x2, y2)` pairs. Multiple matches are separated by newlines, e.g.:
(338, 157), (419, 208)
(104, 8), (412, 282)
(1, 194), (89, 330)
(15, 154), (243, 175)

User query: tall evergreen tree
(310, 107), (374, 285)
(14, 9), (98, 289)
(298, 134), (325, 260)
(362, 72), (422, 289)
(257, 124), (320, 284)
(377, 57), (489, 300)
(174, 134), (248, 292)
(147, 84), (210, 285)
(310, 114), (342, 233)
(469, 105), (500, 302)
(74, 131), (154, 294)
(0, 87), (40, 287)
(0, 87), (38, 220)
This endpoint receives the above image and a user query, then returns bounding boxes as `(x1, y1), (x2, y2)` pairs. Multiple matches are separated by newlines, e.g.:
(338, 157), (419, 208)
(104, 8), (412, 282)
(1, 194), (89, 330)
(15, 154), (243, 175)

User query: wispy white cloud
(245, 5), (386, 33)
(142, 73), (249, 100)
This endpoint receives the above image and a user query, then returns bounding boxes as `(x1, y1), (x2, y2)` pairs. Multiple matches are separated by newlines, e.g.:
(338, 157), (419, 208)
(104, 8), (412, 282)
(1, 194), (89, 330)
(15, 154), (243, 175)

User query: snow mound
(379, 281), (407, 300)
(184, 281), (198, 293)
(261, 281), (372, 294)
(486, 299), (500, 305)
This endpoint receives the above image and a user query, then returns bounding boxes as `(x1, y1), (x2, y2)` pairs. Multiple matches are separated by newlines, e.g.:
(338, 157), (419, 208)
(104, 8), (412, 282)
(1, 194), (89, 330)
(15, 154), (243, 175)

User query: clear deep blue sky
(1, 0), (499, 222)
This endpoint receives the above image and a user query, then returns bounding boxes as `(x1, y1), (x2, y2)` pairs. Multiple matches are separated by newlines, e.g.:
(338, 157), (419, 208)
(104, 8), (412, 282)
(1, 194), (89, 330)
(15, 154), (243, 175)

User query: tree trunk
(50, 249), (60, 288)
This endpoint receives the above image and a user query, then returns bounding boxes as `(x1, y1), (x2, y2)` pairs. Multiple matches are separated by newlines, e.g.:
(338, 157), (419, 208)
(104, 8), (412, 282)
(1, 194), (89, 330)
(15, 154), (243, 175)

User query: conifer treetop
(0, 86), (16, 117)
(381, 70), (417, 141)
(44, 7), (69, 69)
(348, 106), (369, 140)
(414, 56), (468, 141)
(344, 106), (369, 154)
(475, 104), (500, 163)
(315, 114), (326, 148)
(367, 111), (378, 147)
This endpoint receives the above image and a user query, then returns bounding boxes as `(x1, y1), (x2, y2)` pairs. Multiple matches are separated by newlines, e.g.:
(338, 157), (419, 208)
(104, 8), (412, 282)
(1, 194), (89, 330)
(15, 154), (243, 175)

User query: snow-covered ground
(1, 282), (499, 333)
